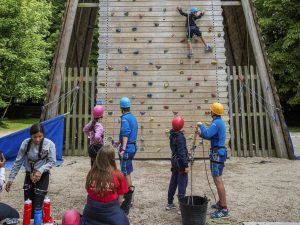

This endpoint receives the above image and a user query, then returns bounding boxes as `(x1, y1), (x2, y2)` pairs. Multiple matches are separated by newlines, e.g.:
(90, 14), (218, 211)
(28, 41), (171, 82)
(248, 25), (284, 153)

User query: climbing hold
(180, 94), (184, 98)
(211, 93), (216, 98)
(204, 77), (207, 82)
(208, 27), (213, 32)
(180, 71), (184, 75)
(148, 40), (152, 43)
(172, 88), (177, 92)
(125, 66), (129, 72)
(149, 130), (153, 134)
(140, 147), (145, 151)
(205, 99), (208, 103)
(197, 106), (201, 110)
(124, 12), (129, 16)
(149, 7), (152, 11)
(189, 89), (193, 93)
(140, 100), (145, 104)
(156, 65), (162, 70)
(165, 129), (170, 134)
(189, 100), (192, 103)
(116, 28), (121, 33)
(218, 33), (222, 37)
(172, 111), (178, 115)
(195, 82), (200, 86)
(157, 124), (161, 127)
(205, 111), (210, 115)
(187, 77), (192, 81)
(171, 34), (175, 37)
(134, 37), (137, 41)
(149, 117), (154, 122)
(180, 39), (185, 43)
(118, 48), (123, 54)
(116, 82), (121, 87)
(163, 18), (166, 21)
(133, 71), (138, 76)
(140, 135), (145, 142)
(99, 67), (104, 71)
(131, 95), (136, 99)
(157, 148), (161, 152)
(164, 49), (168, 54)
(140, 111), (146, 116)
(147, 93), (152, 98)
(218, 66), (224, 70)
(108, 99), (114, 103)
(148, 106), (153, 110)
(154, 22), (159, 27)
(108, 112), (113, 116)
(133, 0), (136, 1)
(139, 14), (143, 19)
(132, 27), (137, 31)
(172, 24), (175, 28)
(140, 125), (144, 129)
(133, 50), (139, 54)
(111, 12), (115, 17)
(132, 83), (137, 87)
(211, 60), (218, 65)
(148, 81), (153, 86)
(164, 82), (169, 88)
(108, 65), (113, 70)
(188, 135), (194, 140)
(180, 60), (183, 65)
(195, 60), (200, 64)
(149, 61), (153, 65)
(100, 82), (106, 87)
(164, 106), (169, 109)
(163, 8), (167, 12)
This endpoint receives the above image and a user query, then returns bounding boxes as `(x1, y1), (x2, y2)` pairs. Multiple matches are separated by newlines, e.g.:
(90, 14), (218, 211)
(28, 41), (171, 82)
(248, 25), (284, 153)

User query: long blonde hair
(85, 144), (121, 195)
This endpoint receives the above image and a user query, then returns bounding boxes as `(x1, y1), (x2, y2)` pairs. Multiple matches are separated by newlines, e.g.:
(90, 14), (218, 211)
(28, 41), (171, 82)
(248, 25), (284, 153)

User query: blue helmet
(120, 97), (131, 108)
(190, 7), (199, 13)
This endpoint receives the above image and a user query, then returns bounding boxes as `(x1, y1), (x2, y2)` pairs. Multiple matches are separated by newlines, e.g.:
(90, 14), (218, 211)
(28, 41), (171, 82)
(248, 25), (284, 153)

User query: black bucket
(179, 195), (208, 225)
(120, 191), (133, 215)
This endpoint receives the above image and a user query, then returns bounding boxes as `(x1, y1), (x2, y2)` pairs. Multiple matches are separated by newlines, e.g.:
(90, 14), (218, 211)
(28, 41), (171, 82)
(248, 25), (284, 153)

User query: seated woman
(0, 151), (19, 225)
(81, 144), (130, 225)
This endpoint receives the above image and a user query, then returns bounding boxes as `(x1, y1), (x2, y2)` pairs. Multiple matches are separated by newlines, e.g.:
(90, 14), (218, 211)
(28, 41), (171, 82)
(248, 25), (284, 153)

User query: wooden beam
(241, 0), (288, 158)
(78, 3), (98, 8)
(221, 1), (241, 6)
(43, 0), (79, 119)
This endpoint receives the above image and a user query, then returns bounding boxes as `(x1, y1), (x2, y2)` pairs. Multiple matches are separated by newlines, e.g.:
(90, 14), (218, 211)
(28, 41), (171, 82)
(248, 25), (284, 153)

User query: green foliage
(0, 0), (52, 117)
(254, 0), (300, 105)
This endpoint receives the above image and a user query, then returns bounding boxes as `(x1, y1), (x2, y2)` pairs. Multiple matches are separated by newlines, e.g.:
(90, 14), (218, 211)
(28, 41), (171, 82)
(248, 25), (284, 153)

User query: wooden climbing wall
(98, 0), (229, 158)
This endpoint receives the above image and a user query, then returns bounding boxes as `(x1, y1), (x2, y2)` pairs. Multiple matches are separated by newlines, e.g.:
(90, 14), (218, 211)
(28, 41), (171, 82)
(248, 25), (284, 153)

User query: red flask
(23, 199), (32, 225)
(43, 197), (53, 223)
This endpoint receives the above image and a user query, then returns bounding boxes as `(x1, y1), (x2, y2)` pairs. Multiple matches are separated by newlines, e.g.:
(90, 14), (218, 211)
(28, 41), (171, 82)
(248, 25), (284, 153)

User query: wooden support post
(43, 0), (79, 120)
(241, 0), (288, 158)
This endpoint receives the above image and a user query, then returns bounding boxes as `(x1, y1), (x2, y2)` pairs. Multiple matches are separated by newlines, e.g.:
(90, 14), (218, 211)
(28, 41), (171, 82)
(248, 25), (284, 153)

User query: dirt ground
(1, 157), (300, 225)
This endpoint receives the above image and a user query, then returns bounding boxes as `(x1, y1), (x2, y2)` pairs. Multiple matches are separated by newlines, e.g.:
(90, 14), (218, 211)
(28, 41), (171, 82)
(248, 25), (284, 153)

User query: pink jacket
(83, 121), (104, 145)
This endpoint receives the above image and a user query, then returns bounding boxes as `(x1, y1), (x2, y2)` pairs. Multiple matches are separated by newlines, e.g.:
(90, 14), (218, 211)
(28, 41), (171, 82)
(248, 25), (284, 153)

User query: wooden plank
(244, 66), (253, 156)
(77, 68), (84, 156)
(221, 1), (241, 6)
(45, 0), (79, 119)
(250, 66), (260, 156)
(102, 32), (225, 38)
(232, 66), (241, 156)
(238, 66), (248, 156)
(78, 3), (98, 8)
(241, 0), (288, 158)
(227, 67), (235, 156)
(256, 69), (266, 156)
(107, 16), (224, 22)
(83, 68), (90, 156)
(71, 68), (78, 156)
(265, 110), (272, 157)
(60, 69), (66, 115)
(65, 68), (72, 156)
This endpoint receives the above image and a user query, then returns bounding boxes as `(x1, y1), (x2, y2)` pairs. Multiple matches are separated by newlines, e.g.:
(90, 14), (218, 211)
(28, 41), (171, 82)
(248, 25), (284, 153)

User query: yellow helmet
(210, 102), (224, 115)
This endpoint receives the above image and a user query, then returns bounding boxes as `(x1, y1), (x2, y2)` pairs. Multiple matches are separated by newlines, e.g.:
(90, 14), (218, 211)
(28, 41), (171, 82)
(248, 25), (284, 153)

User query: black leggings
(23, 172), (49, 218)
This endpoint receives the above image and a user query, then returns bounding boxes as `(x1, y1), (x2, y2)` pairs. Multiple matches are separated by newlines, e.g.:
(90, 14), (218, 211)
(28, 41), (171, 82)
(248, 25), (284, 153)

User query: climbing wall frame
(98, 0), (229, 158)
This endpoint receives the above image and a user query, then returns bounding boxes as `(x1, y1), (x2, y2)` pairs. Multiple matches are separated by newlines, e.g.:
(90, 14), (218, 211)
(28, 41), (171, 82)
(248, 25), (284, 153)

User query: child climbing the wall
(166, 116), (189, 213)
(81, 144), (130, 225)
(83, 105), (105, 166)
(177, 6), (212, 58)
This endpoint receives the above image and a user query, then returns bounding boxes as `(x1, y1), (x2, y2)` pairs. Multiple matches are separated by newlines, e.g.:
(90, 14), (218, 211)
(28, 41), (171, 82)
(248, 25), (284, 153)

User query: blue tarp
(0, 115), (65, 168)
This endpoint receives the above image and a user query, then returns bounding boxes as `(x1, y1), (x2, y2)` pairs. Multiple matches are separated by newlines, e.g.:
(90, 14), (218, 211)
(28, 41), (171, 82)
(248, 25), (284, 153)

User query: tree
(0, 0), (52, 118)
(254, 0), (300, 105)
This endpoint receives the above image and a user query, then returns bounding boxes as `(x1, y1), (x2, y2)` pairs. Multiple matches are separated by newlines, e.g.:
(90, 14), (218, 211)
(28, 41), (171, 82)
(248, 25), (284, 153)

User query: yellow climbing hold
(164, 82), (169, 88)
(150, 117), (154, 122)
(211, 60), (218, 65)
(108, 98), (113, 103)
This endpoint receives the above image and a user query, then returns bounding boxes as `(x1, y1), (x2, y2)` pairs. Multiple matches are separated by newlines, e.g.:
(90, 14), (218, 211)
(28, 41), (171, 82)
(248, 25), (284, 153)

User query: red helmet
(92, 105), (104, 118)
(62, 210), (80, 225)
(172, 116), (184, 132)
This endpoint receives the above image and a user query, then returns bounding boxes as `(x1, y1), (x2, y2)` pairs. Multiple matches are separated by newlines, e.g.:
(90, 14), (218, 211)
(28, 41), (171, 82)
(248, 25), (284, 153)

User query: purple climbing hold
(116, 82), (121, 87)
(147, 93), (152, 98)
(118, 48), (123, 54)
(133, 49), (139, 54)
(125, 66), (129, 72)
(132, 27), (137, 31)
(164, 106), (169, 109)
(148, 81), (153, 86)
(133, 71), (138, 76)
(116, 28), (121, 33)
(124, 12), (129, 16)
(195, 83), (200, 86)
(132, 83), (137, 87)
(140, 111), (146, 116)
(154, 22), (159, 27)
(156, 65), (162, 70)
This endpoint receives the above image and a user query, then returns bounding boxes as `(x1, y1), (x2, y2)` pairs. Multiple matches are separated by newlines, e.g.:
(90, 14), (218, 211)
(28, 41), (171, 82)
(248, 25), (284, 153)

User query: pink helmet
(62, 210), (81, 225)
(92, 105), (104, 118)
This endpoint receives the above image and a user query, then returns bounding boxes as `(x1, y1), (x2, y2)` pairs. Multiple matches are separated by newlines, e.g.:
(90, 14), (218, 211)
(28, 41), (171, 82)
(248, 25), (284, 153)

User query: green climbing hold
(108, 99), (114, 103)
(180, 94), (184, 98)
(108, 112), (113, 116)
(148, 106), (153, 110)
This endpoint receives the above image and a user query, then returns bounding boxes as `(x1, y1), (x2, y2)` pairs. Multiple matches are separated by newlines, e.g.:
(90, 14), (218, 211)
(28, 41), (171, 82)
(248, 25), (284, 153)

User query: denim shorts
(119, 152), (136, 176)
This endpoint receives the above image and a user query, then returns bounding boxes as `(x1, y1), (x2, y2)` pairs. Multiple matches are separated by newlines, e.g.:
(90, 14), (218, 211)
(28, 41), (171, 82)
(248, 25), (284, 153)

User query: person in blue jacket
(166, 116), (189, 211)
(118, 97), (138, 194)
(196, 102), (229, 219)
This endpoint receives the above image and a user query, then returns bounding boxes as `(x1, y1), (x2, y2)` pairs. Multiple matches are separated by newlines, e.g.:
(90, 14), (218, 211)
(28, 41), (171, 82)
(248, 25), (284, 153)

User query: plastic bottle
(33, 209), (43, 225)
(23, 199), (32, 225)
(43, 197), (54, 225)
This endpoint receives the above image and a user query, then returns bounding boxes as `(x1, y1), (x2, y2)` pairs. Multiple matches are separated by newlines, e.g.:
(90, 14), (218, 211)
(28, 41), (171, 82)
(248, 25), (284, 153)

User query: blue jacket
(169, 129), (189, 170)
(198, 116), (226, 149)
(119, 112), (138, 154)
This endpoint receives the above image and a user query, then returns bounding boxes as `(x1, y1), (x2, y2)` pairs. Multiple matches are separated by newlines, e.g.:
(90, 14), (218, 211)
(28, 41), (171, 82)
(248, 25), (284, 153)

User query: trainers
(211, 208), (230, 219)
(165, 203), (176, 210)
(211, 201), (221, 209)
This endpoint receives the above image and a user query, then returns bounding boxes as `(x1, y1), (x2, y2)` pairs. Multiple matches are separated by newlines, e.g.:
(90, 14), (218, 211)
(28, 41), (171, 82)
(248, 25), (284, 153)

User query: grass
(289, 127), (300, 132)
(0, 118), (39, 133)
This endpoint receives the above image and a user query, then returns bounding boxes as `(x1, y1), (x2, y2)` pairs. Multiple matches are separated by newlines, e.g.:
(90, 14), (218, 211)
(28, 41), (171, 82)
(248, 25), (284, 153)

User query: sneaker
(211, 201), (221, 209)
(211, 208), (230, 219)
(165, 203), (176, 210)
